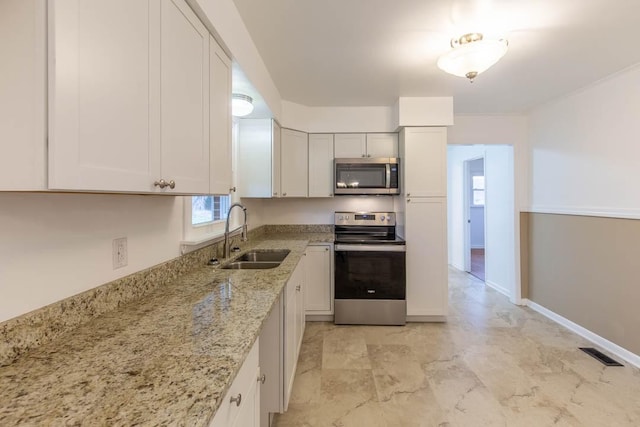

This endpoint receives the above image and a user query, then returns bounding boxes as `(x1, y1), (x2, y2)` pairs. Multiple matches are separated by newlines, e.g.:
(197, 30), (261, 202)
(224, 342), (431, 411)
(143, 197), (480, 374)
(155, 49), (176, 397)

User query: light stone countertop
(0, 233), (333, 426)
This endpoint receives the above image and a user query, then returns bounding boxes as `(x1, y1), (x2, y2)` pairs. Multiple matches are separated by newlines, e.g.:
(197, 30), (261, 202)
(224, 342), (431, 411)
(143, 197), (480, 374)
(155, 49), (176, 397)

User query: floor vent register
(579, 347), (624, 367)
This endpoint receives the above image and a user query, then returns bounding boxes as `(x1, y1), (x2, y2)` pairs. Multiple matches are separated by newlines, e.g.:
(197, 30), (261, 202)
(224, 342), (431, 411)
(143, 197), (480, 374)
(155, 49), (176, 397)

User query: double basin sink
(221, 249), (291, 270)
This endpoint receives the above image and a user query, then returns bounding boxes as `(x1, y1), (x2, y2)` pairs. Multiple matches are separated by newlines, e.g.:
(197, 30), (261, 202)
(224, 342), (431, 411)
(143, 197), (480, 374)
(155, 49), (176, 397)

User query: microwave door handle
(386, 163), (391, 189)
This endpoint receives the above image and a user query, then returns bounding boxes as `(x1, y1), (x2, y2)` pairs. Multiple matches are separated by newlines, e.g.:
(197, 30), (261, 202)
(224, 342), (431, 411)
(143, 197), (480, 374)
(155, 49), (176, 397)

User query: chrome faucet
(224, 203), (248, 258)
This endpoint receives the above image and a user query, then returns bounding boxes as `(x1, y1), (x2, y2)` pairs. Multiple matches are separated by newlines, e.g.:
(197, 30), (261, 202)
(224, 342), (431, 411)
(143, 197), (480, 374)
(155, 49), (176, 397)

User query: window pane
(473, 190), (485, 206)
(472, 175), (485, 190)
(192, 195), (230, 225)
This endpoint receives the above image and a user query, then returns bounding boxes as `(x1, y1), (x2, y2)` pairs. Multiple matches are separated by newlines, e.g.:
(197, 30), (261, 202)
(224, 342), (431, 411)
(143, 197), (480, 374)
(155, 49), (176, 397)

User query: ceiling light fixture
(232, 93), (254, 117)
(437, 33), (508, 82)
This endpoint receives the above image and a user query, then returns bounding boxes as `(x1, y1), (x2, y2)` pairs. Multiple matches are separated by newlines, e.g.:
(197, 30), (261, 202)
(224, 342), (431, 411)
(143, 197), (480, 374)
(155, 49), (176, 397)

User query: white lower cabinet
(209, 339), (260, 427)
(258, 256), (306, 426)
(304, 244), (333, 316)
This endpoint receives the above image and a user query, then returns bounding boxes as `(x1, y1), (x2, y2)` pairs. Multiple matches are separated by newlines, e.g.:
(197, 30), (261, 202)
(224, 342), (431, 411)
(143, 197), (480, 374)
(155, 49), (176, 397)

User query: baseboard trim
(524, 299), (640, 369)
(406, 315), (447, 323)
(485, 280), (511, 299)
(305, 314), (333, 322)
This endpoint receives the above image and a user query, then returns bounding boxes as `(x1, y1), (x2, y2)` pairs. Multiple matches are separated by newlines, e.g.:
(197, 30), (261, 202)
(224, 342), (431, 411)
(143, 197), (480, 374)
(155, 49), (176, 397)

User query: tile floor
(273, 267), (640, 426)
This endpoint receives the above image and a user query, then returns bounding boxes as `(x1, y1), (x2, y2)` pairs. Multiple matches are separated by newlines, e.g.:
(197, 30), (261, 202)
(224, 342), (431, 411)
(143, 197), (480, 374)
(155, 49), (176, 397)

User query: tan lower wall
(525, 212), (640, 355)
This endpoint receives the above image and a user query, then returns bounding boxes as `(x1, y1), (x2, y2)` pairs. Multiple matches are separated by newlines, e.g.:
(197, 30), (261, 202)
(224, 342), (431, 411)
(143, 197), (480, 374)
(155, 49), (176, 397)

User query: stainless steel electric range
(334, 211), (406, 325)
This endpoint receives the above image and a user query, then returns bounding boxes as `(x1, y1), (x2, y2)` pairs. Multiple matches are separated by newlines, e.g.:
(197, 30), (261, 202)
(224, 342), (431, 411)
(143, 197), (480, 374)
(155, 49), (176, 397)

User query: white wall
(0, 193), (185, 323)
(529, 63), (640, 217)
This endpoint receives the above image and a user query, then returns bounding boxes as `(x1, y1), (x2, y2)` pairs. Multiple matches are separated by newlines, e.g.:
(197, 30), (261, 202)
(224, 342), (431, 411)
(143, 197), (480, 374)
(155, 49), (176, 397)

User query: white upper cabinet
(280, 129), (308, 197)
(272, 121), (282, 197)
(47, 0), (217, 194)
(0, 0), (47, 190)
(48, 0), (161, 192)
(366, 133), (398, 157)
(334, 133), (398, 158)
(159, 0), (210, 194)
(308, 134), (334, 198)
(333, 133), (366, 158)
(209, 35), (232, 195)
(400, 127), (447, 197)
(238, 119), (281, 198)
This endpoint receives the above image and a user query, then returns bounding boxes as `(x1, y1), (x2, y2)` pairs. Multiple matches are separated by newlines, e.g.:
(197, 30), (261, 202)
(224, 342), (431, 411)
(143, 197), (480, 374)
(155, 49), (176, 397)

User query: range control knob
(346, 215), (350, 220)
(338, 215), (344, 221)
(380, 215), (386, 221)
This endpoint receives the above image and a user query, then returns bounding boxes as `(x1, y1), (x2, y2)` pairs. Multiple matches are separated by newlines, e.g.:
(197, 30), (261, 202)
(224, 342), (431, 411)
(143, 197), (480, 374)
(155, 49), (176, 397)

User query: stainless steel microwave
(334, 158), (400, 195)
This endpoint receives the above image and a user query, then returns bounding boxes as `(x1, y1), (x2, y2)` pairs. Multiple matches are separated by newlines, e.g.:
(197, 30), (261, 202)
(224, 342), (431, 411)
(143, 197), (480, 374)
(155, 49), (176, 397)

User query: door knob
(230, 393), (242, 407)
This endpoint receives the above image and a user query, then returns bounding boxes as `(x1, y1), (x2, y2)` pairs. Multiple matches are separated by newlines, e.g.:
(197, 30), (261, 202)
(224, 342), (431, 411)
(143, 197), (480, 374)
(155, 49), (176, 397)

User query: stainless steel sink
(235, 249), (290, 263)
(221, 261), (282, 270)
(221, 250), (290, 270)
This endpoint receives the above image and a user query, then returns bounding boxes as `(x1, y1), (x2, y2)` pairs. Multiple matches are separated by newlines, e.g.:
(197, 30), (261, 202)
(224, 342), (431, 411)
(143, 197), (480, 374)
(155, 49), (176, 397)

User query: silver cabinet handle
(325, 247), (329, 251)
(407, 199), (411, 203)
(367, 154), (371, 157)
(230, 393), (242, 407)
(283, 192), (287, 196)
(258, 374), (266, 384)
(154, 179), (175, 189)
(407, 193), (411, 197)
(296, 284), (301, 291)
(230, 186), (236, 193)
(273, 192), (278, 196)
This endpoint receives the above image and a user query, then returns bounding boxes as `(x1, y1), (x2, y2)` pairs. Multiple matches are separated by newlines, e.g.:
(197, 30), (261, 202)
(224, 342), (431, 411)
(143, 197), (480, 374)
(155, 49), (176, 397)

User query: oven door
(334, 244), (406, 299)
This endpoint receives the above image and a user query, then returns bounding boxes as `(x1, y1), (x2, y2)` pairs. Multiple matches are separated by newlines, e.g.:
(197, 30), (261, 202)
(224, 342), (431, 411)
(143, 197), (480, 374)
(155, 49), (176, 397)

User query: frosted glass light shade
(232, 93), (254, 117)
(437, 36), (508, 81)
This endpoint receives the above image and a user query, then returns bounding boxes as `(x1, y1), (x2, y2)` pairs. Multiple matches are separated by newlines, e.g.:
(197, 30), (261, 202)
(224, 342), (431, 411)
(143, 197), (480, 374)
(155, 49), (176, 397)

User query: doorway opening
(465, 157), (485, 281)
(447, 144), (515, 299)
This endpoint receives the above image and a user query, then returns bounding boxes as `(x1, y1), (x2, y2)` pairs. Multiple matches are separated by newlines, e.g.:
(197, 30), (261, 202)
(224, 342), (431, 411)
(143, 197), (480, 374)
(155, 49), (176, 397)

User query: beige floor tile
(274, 267), (640, 427)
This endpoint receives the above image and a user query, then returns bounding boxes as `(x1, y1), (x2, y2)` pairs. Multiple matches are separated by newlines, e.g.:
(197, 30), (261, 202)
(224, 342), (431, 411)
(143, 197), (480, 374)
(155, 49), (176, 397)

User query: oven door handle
(335, 244), (406, 252)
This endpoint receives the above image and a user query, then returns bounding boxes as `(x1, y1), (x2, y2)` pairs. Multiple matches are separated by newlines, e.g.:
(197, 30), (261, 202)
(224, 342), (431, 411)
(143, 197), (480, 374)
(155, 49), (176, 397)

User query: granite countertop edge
(0, 232), (334, 426)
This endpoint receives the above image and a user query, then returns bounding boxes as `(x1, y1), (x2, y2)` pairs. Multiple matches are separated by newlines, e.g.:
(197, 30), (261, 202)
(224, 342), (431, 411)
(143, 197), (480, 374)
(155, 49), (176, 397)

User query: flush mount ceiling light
(232, 93), (254, 117)
(437, 33), (508, 82)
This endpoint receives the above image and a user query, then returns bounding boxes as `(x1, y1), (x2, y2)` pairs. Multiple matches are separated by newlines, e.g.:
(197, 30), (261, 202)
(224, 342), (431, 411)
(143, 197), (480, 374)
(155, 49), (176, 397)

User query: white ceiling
(231, 0), (640, 115)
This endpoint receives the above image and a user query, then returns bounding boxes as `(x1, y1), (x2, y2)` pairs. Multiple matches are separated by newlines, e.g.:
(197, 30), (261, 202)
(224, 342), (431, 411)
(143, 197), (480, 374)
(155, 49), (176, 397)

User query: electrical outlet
(112, 237), (128, 269)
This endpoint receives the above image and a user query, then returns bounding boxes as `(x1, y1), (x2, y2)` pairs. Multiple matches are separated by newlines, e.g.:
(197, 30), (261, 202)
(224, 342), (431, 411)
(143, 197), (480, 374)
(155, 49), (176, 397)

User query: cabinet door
(272, 121), (282, 197)
(209, 339), (260, 427)
(238, 119), (274, 198)
(259, 294), (283, 421)
(209, 35), (232, 195)
(284, 279), (296, 411)
(304, 245), (332, 313)
(0, 0), (47, 190)
(160, 0), (210, 194)
(295, 261), (305, 355)
(366, 133), (398, 157)
(308, 134), (334, 197)
(401, 127), (447, 197)
(280, 128), (308, 197)
(232, 366), (260, 427)
(48, 0), (161, 191)
(405, 198), (448, 316)
(334, 133), (366, 158)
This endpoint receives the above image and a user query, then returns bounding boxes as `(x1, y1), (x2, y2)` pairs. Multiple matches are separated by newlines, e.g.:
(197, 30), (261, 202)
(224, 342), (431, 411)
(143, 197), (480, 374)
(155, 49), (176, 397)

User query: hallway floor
(470, 248), (485, 281)
(274, 267), (640, 426)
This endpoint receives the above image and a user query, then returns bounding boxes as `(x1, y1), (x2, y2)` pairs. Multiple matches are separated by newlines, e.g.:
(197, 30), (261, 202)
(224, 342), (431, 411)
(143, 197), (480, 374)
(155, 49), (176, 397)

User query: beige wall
(525, 212), (640, 355)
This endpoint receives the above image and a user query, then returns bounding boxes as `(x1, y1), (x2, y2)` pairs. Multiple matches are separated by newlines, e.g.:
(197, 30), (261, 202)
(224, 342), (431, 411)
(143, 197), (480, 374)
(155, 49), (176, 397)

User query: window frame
(471, 174), (485, 207)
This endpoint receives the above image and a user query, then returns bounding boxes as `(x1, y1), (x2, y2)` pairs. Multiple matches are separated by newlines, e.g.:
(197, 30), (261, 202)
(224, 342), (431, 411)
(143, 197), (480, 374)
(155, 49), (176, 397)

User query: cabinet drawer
(209, 339), (260, 427)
